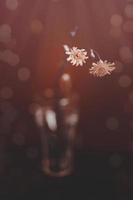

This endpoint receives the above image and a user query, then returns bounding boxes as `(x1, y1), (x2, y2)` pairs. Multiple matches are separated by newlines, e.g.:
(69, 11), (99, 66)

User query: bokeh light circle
(110, 14), (123, 27)
(0, 50), (20, 66)
(125, 4), (133, 18)
(118, 75), (132, 88)
(6, 0), (18, 11)
(65, 113), (79, 126)
(106, 117), (119, 131)
(61, 73), (71, 81)
(59, 98), (69, 107)
(17, 67), (31, 81)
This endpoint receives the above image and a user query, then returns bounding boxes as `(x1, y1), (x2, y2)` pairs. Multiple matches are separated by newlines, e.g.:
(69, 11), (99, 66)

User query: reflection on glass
(35, 74), (79, 177)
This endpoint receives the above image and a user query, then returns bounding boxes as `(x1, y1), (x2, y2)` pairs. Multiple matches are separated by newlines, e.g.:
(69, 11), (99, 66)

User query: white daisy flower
(89, 59), (115, 77)
(64, 46), (88, 66)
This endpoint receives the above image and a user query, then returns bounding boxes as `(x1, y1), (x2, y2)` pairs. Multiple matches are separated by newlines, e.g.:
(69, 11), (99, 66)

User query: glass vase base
(42, 160), (73, 177)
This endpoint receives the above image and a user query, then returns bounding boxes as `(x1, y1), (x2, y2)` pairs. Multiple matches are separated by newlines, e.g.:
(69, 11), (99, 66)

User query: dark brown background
(0, 0), (133, 150)
(0, 0), (133, 199)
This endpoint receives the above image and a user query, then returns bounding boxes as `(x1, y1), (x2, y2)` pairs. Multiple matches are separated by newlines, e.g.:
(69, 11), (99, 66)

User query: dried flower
(64, 46), (88, 66)
(89, 59), (115, 77)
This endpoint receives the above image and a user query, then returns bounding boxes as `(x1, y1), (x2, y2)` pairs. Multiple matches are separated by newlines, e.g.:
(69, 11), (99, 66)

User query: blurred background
(0, 0), (133, 199)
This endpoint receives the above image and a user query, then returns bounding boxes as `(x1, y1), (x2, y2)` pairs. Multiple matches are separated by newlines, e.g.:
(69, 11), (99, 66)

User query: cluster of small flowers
(64, 45), (115, 77)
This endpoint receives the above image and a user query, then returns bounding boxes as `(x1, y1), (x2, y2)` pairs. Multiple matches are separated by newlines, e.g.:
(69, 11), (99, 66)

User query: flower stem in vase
(42, 63), (77, 176)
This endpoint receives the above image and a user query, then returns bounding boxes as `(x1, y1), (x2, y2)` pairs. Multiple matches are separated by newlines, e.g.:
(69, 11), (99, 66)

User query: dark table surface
(0, 151), (133, 200)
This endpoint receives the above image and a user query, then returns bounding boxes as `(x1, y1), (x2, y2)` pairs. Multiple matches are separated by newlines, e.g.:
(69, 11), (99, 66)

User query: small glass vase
(35, 74), (79, 177)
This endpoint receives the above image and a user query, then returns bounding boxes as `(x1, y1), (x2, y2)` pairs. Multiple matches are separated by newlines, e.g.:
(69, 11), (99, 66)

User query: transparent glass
(35, 74), (79, 177)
